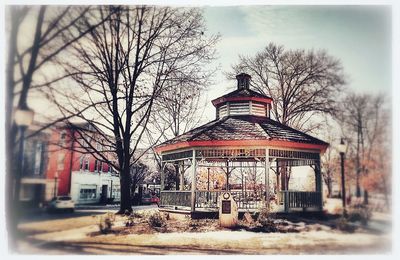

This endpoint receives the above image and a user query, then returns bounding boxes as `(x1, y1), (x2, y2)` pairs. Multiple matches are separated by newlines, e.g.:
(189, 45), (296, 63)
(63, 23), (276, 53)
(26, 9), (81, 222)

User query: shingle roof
(158, 115), (328, 147)
(212, 88), (272, 102)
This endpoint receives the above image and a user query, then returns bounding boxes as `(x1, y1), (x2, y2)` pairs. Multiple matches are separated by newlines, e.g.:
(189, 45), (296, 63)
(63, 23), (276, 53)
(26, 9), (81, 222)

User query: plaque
(221, 200), (231, 214)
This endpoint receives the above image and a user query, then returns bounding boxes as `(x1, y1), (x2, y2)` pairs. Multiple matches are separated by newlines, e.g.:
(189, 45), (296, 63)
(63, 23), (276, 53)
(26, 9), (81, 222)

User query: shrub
(131, 211), (144, 218)
(347, 205), (372, 225)
(336, 216), (356, 233)
(125, 215), (134, 227)
(99, 212), (115, 234)
(256, 207), (278, 232)
(147, 212), (167, 228)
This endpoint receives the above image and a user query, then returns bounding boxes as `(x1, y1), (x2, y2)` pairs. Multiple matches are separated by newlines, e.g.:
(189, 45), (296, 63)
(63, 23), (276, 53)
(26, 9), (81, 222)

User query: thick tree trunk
(118, 168), (132, 214)
(363, 190), (369, 205)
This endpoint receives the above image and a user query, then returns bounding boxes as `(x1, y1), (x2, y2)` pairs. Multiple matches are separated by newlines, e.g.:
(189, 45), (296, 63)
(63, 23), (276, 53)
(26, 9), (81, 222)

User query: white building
(70, 170), (121, 204)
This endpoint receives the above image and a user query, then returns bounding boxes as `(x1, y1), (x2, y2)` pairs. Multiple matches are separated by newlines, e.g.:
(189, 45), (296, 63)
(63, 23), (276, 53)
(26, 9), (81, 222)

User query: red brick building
(46, 123), (120, 204)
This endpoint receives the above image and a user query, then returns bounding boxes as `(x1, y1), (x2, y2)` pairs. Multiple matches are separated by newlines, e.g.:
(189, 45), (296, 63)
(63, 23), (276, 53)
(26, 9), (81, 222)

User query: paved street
(19, 204), (158, 223)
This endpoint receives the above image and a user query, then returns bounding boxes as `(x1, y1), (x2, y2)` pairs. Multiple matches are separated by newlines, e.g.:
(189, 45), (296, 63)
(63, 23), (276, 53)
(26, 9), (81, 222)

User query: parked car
(141, 193), (160, 206)
(47, 196), (75, 213)
(151, 195), (160, 205)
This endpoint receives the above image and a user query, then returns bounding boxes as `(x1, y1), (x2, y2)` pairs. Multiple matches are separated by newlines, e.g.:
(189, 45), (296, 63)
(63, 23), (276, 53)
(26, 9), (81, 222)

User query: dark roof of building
(157, 115), (328, 147)
(211, 88), (272, 106)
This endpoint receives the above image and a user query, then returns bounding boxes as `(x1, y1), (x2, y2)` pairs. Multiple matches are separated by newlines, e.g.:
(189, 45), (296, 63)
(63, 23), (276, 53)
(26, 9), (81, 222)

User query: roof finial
(236, 73), (251, 90)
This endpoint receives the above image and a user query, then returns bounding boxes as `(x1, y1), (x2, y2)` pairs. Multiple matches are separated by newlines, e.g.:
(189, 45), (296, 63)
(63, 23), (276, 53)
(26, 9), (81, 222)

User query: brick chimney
(236, 73), (251, 90)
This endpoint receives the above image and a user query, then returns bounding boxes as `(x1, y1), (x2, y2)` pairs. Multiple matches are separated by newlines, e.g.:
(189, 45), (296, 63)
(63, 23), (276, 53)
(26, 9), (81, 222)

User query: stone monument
(218, 192), (238, 228)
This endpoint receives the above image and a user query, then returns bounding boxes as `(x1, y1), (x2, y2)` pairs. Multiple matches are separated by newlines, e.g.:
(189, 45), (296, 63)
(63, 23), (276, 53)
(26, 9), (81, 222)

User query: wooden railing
(195, 190), (265, 210)
(279, 191), (322, 211)
(160, 191), (191, 207)
(160, 190), (265, 210)
(160, 190), (322, 212)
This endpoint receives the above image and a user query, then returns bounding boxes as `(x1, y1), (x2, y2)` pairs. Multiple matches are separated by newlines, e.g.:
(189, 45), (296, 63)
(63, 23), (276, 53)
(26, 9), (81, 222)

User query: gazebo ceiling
(155, 115), (329, 153)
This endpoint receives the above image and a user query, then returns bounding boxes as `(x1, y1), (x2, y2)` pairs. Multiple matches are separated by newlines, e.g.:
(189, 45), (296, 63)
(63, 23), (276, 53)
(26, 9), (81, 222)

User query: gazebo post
(191, 149), (197, 212)
(179, 162), (184, 191)
(314, 154), (323, 211)
(264, 148), (270, 209)
(160, 161), (165, 191)
(276, 159), (280, 205)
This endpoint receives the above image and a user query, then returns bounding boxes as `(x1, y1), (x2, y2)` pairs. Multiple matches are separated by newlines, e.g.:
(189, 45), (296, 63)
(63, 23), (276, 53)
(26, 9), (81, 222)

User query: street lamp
(338, 138), (347, 215)
(14, 107), (35, 201)
(54, 171), (59, 198)
(13, 107), (34, 242)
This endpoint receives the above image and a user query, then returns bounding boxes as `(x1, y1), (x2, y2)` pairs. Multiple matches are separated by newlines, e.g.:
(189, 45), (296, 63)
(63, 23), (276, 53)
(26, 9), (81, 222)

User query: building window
(57, 152), (65, 171)
(79, 185), (97, 199)
(80, 156), (89, 171)
(59, 130), (67, 147)
(102, 162), (107, 172)
(33, 142), (44, 175)
(95, 159), (101, 172)
(112, 187), (120, 198)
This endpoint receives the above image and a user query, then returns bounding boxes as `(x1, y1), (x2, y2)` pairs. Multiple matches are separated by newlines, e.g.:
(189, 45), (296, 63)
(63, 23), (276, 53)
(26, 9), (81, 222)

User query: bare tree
(319, 117), (340, 198)
(52, 6), (219, 213)
(130, 162), (149, 196)
(5, 6), (109, 249)
(229, 42), (345, 132)
(146, 81), (210, 190)
(338, 92), (390, 204)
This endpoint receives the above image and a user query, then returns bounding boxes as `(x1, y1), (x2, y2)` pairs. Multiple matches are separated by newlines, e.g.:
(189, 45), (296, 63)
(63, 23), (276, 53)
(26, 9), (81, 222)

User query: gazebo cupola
(212, 73), (273, 119)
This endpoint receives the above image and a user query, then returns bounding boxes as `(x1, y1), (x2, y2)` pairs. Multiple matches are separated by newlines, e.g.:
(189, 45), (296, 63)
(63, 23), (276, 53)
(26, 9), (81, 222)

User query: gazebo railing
(160, 190), (322, 211)
(160, 190), (265, 210)
(160, 191), (191, 207)
(279, 191), (322, 211)
(195, 190), (265, 210)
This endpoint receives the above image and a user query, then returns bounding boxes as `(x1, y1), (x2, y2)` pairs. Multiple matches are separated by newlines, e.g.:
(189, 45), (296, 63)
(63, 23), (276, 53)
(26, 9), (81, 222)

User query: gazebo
(155, 73), (329, 215)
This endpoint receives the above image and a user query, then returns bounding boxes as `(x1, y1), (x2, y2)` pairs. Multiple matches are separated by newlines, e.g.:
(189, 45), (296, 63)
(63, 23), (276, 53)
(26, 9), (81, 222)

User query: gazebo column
(191, 149), (197, 212)
(179, 162), (185, 191)
(276, 159), (280, 205)
(314, 155), (323, 210)
(264, 148), (270, 208)
(160, 161), (165, 191)
(174, 163), (180, 190)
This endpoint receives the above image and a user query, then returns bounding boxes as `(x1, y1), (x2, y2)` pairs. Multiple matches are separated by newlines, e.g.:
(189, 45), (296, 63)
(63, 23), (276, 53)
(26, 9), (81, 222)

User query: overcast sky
(200, 5), (392, 121)
(14, 4), (392, 126)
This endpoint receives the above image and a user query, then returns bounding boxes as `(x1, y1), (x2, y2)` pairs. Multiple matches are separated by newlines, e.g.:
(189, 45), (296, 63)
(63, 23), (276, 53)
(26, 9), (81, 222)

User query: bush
(147, 212), (167, 228)
(125, 215), (134, 227)
(125, 211), (146, 227)
(256, 207), (278, 232)
(336, 216), (356, 233)
(347, 205), (372, 225)
(99, 212), (115, 234)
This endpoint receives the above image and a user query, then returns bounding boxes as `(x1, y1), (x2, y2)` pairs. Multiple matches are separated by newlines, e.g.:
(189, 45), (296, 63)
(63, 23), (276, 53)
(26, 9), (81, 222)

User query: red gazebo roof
(155, 115), (328, 153)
